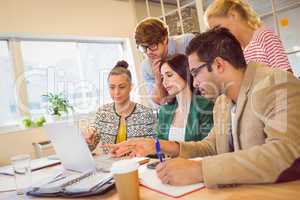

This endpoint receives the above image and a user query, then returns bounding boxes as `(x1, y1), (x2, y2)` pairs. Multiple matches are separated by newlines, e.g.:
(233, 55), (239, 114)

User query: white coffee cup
(111, 159), (140, 200)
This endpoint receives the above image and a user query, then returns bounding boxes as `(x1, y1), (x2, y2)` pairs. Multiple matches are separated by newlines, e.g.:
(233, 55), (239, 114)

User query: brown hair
(135, 17), (168, 45)
(186, 27), (247, 70)
(205, 0), (261, 30)
(108, 60), (132, 83)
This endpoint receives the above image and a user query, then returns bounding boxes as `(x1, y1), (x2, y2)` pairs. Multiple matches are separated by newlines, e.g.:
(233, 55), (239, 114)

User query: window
(21, 40), (125, 117)
(77, 42), (124, 108)
(260, 0), (300, 76)
(138, 0), (204, 36)
(288, 53), (300, 77)
(0, 41), (20, 125)
(162, 0), (201, 35)
(0, 35), (134, 128)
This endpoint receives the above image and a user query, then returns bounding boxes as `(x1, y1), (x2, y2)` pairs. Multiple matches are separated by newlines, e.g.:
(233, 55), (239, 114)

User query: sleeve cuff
(178, 142), (195, 158)
(202, 156), (218, 188)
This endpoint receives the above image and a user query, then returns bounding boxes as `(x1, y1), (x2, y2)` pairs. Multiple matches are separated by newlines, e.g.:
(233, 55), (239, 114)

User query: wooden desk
(1, 165), (300, 200)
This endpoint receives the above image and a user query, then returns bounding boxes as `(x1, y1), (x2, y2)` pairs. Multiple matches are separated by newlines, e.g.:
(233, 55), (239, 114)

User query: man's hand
(108, 138), (156, 157)
(151, 58), (168, 104)
(156, 158), (203, 186)
(152, 59), (162, 82)
(83, 127), (96, 145)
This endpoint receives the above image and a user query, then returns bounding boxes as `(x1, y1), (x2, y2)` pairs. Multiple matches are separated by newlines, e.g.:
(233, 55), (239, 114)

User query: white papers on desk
(0, 157), (60, 176)
(0, 169), (63, 192)
(138, 164), (205, 198)
(0, 175), (15, 192)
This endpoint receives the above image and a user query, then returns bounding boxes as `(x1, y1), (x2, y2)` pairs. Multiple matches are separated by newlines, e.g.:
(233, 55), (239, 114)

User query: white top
(231, 104), (237, 142)
(168, 100), (190, 142)
(168, 126), (186, 142)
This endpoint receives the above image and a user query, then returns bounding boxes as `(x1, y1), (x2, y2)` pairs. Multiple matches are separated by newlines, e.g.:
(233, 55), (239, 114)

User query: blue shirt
(141, 33), (194, 102)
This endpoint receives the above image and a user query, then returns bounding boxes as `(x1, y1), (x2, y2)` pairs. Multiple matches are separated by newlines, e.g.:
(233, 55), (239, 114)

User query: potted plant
(42, 93), (73, 120)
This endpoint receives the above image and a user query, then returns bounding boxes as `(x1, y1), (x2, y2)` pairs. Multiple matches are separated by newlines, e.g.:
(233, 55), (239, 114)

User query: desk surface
(1, 164), (300, 200)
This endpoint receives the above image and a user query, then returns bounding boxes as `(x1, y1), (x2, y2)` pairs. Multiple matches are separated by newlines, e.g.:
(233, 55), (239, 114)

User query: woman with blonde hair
(204, 0), (293, 73)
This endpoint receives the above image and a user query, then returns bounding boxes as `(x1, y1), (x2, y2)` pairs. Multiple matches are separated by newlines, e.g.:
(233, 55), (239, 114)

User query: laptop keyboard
(94, 155), (124, 173)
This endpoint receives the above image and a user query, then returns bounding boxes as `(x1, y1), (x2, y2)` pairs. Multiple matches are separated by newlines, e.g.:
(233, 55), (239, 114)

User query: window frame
(0, 33), (135, 132)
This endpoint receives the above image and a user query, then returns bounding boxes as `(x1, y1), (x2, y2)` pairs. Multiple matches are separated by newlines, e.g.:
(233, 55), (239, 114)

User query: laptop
(43, 121), (97, 173)
(44, 121), (149, 174)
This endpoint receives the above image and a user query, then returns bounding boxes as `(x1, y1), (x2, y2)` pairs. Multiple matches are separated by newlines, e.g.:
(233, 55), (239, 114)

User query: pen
(155, 138), (164, 163)
(0, 172), (14, 176)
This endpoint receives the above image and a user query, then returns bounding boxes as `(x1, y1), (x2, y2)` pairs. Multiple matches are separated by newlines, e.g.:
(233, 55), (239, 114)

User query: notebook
(138, 164), (205, 198)
(27, 157), (149, 197)
(27, 171), (114, 197)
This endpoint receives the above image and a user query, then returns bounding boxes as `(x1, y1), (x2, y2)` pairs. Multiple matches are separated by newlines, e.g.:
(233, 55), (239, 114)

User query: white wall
(0, 0), (146, 165)
(0, 128), (52, 165)
(0, 0), (137, 37)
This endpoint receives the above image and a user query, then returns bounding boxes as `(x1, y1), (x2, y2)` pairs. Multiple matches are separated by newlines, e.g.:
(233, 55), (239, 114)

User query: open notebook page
(138, 164), (204, 198)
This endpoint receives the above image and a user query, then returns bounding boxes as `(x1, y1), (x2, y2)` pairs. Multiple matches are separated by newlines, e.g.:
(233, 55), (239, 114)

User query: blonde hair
(204, 0), (261, 30)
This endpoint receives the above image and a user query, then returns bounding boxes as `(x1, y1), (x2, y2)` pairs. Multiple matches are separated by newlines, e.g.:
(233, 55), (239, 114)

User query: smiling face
(188, 52), (222, 100)
(108, 74), (132, 104)
(160, 63), (187, 96)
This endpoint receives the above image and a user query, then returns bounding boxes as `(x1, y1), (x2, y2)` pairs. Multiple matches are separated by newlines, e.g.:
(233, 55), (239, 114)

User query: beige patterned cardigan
(88, 102), (156, 151)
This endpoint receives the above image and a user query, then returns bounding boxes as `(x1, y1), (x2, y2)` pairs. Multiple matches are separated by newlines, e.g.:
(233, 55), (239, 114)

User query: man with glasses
(135, 17), (194, 105)
(110, 27), (300, 188)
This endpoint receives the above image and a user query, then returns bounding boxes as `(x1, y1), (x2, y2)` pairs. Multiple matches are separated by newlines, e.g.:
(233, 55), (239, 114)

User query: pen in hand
(155, 138), (164, 163)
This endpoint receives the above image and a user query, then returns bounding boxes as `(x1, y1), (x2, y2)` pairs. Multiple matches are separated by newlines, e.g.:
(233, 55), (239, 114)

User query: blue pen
(155, 138), (164, 162)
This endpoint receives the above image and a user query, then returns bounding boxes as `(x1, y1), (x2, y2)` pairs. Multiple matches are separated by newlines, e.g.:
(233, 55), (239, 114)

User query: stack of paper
(0, 157), (60, 176)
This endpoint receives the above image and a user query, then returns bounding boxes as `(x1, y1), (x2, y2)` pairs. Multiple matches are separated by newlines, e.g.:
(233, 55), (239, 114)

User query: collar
(167, 36), (176, 56)
(113, 102), (137, 119)
(237, 62), (257, 100)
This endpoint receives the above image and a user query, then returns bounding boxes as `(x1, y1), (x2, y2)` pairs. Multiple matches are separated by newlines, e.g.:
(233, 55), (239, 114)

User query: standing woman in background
(83, 60), (156, 151)
(205, 0), (293, 73)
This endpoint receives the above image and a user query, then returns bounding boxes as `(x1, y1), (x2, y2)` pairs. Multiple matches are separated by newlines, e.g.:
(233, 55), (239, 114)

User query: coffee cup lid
(111, 159), (139, 174)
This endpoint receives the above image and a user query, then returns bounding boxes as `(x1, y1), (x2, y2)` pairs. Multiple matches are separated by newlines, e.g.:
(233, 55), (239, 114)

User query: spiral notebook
(27, 171), (114, 197)
(27, 157), (149, 197)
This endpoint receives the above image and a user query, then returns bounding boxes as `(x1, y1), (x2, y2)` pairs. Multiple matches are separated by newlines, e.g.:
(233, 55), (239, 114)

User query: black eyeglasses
(137, 43), (158, 53)
(190, 63), (209, 77)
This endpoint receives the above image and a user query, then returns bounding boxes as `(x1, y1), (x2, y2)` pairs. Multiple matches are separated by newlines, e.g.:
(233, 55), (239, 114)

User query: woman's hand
(108, 138), (156, 157)
(83, 127), (96, 145)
